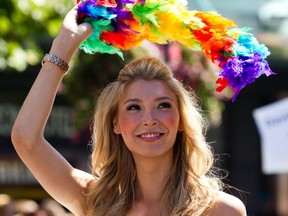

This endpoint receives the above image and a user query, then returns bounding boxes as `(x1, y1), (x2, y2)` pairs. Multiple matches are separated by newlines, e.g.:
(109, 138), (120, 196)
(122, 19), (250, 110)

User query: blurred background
(1, 0), (288, 215)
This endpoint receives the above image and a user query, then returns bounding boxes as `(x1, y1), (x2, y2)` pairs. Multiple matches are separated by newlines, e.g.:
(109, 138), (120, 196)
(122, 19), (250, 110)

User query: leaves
(0, 0), (72, 72)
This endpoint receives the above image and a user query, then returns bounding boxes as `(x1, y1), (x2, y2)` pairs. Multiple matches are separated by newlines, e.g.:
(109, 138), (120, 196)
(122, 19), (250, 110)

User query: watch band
(42, 53), (69, 74)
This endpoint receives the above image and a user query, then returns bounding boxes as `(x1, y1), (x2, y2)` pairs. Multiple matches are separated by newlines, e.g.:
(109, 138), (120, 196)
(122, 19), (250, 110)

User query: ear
(113, 119), (121, 134)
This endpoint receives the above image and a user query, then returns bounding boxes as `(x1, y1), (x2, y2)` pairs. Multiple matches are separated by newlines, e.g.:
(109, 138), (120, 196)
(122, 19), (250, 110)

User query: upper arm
(207, 191), (247, 216)
(12, 135), (93, 215)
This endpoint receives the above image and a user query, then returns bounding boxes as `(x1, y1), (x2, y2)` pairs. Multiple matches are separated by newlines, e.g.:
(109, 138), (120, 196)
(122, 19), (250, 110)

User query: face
(113, 79), (181, 159)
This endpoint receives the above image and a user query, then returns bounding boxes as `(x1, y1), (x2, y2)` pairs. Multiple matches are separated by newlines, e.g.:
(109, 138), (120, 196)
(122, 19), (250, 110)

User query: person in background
(11, 5), (246, 216)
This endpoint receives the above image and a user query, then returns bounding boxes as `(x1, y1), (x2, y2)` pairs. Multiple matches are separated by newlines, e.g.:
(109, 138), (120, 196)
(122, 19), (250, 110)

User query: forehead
(122, 79), (177, 100)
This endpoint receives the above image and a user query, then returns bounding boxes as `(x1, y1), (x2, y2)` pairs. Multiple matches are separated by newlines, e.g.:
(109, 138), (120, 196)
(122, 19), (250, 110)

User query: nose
(143, 108), (157, 127)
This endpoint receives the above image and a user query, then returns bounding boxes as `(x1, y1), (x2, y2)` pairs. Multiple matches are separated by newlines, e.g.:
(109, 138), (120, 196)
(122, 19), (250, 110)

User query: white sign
(253, 98), (288, 174)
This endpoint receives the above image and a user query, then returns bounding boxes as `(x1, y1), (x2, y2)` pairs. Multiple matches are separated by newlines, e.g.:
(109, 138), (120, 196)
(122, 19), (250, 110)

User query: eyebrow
(124, 96), (173, 105)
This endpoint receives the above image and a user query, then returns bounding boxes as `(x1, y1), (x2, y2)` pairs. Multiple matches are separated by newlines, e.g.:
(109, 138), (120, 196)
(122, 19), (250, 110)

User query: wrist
(49, 33), (80, 64)
(42, 54), (69, 75)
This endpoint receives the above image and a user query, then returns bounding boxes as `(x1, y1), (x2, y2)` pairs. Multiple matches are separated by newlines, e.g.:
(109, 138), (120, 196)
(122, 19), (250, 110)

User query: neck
(133, 152), (173, 204)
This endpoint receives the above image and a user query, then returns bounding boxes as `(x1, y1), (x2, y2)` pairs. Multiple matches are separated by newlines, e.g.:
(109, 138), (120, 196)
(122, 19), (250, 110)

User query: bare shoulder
(206, 191), (247, 216)
(71, 168), (95, 199)
(66, 168), (95, 215)
(72, 168), (95, 187)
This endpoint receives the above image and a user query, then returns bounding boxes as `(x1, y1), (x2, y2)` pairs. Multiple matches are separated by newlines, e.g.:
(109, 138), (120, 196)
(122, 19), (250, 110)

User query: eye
(158, 102), (172, 109)
(126, 104), (141, 111)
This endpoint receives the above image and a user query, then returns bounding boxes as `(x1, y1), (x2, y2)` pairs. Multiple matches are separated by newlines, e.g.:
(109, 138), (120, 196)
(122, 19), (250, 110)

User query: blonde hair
(86, 57), (221, 216)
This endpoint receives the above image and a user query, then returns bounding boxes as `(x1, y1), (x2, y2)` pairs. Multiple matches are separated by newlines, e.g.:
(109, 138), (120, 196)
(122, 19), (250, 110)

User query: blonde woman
(12, 6), (246, 216)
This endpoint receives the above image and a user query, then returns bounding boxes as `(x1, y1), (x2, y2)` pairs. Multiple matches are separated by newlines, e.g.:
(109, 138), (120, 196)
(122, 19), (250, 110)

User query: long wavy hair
(86, 57), (222, 216)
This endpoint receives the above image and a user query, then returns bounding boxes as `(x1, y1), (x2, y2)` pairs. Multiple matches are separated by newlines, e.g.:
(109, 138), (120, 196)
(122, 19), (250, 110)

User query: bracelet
(42, 53), (69, 74)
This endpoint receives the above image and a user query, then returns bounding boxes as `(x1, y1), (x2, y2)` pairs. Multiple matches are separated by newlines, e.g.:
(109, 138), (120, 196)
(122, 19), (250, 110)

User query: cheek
(118, 113), (140, 134)
(161, 111), (180, 129)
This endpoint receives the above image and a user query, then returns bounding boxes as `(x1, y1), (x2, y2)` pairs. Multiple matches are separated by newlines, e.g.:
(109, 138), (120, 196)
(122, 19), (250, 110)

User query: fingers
(61, 4), (93, 37)
(74, 2), (93, 41)
(53, 3), (93, 57)
(78, 22), (93, 40)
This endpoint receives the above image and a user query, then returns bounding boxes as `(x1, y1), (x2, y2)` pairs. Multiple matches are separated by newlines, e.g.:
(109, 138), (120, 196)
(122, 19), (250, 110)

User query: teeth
(140, 133), (160, 138)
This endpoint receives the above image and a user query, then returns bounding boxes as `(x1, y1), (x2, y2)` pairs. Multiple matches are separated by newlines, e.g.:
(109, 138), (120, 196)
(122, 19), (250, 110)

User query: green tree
(0, 0), (72, 72)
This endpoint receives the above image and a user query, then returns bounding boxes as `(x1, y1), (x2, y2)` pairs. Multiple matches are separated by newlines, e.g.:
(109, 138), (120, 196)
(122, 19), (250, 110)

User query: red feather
(216, 77), (229, 92)
(95, 0), (117, 7)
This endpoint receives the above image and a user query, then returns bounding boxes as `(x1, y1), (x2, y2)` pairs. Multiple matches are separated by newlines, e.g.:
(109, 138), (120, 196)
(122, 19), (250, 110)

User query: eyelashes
(126, 102), (172, 111)
(126, 104), (141, 111)
(158, 102), (172, 109)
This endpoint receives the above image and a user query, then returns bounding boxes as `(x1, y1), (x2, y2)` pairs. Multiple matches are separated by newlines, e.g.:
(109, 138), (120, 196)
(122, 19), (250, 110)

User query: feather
(76, 0), (274, 101)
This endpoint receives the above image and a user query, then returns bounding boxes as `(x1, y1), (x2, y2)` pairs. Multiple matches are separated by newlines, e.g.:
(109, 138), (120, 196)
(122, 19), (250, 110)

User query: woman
(11, 5), (246, 216)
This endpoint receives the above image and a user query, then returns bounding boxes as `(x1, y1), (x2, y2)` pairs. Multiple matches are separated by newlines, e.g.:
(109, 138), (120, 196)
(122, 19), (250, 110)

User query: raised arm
(11, 5), (93, 216)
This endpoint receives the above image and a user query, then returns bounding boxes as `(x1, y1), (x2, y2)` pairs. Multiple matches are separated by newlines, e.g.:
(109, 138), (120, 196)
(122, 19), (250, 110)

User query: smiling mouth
(138, 133), (164, 138)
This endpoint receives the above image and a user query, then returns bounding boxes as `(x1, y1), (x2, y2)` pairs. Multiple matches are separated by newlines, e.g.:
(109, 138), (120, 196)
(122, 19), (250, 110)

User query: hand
(50, 5), (93, 63)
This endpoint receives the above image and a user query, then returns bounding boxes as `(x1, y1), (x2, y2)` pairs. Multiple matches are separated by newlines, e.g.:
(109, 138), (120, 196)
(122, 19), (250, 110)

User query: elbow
(11, 125), (29, 150)
(11, 124), (41, 151)
(11, 126), (25, 146)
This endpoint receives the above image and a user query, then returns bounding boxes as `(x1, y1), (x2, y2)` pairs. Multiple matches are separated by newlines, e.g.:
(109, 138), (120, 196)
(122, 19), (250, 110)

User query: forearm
(11, 5), (92, 148)
(12, 42), (70, 146)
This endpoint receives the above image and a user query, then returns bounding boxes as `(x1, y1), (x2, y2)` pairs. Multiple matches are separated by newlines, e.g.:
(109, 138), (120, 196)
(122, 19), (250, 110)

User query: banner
(253, 98), (288, 174)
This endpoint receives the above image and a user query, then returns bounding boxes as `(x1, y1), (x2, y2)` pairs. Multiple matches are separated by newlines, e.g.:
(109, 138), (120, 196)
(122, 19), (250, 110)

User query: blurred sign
(0, 103), (75, 147)
(0, 159), (38, 186)
(253, 98), (288, 174)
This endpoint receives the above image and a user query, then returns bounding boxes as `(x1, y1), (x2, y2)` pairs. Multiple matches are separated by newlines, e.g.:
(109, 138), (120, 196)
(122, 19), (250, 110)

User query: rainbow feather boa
(76, 0), (274, 101)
